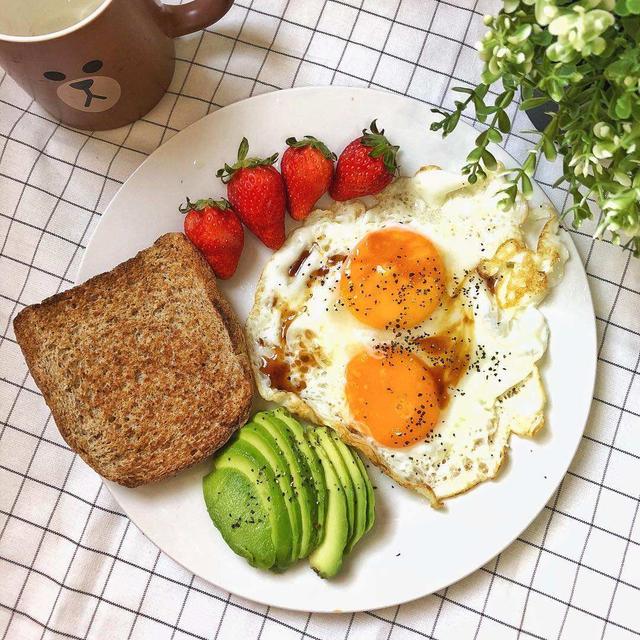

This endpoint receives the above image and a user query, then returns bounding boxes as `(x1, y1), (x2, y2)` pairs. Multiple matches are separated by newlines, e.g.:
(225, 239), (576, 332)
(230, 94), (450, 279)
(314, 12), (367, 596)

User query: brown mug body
(0, 0), (233, 130)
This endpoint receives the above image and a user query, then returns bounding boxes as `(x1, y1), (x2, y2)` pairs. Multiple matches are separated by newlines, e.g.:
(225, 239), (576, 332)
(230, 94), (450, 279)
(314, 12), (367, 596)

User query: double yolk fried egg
(245, 167), (568, 506)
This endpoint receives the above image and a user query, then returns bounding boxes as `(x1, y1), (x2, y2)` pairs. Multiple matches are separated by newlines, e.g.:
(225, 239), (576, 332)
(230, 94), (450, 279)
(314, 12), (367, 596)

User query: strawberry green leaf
(285, 135), (337, 160)
(217, 139), (279, 183)
(179, 197), (233, 214)
(360, 119), (399, 174)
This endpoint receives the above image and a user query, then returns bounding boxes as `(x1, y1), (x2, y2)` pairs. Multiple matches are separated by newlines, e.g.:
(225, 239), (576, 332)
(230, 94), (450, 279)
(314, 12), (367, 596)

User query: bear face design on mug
(43, 58), (121, 113)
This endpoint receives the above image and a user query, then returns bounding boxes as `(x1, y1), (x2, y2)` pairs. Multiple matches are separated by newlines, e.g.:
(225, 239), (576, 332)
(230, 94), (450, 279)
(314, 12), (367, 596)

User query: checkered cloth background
(0, 0), (639, 638)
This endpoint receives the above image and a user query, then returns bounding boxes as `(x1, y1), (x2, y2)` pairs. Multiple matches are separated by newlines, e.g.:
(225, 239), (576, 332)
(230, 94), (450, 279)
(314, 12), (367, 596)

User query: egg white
(245, 168), (566, 506)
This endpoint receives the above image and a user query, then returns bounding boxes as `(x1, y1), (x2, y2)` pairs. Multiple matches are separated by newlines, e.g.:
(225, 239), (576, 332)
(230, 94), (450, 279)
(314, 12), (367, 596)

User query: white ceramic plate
(78, 87), (596, 613)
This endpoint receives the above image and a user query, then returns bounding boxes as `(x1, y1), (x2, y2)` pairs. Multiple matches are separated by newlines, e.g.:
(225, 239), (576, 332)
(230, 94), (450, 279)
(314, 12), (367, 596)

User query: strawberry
(329, 120), (399, 201)
(180, 197), (244, 279)
(281, 136), (336, 221)
(217, 138), (286, 250)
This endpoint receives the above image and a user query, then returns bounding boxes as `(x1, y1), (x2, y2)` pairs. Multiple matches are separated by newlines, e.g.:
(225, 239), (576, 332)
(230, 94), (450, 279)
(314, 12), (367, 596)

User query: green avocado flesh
(330, 431), (368, 553)
(354, 453), (376, 534)
(236, 421), (302, 565)
(273, 408), (327, 547)
(202, 410), (375, 577)
(313, 428), (356, 542)
(204, 439), (291, 570)
(307, 428), (349, 578)
(254, 412), (318, 559)
(202, 468), (274, 569)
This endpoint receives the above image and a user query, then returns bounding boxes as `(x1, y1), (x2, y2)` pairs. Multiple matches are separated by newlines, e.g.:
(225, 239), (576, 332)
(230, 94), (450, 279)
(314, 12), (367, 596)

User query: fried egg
(245, 167), (568, 506)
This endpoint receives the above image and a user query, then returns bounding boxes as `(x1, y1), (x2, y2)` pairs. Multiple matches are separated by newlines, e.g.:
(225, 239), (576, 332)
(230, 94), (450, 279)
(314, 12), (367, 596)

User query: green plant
(431, 0), (640, 255)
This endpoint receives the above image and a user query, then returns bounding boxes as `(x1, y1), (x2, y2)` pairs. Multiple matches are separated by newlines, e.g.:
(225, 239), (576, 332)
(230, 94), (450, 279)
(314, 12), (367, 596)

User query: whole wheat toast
(13, 233), (253, 487)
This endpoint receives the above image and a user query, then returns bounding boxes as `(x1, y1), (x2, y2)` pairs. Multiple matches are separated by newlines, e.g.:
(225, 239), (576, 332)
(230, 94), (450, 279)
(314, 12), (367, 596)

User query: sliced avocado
(236, 422), (301, 565)
(329, 431), (367, 553)
(204, 439), (292, 570)
(273, 408), (327, 549)
(203, 467), (275, 570)
(313, 427), (355, 542)
(254, 411), (317, 559)
(353, 453), (376, 534)
(307, 430), (349, 578)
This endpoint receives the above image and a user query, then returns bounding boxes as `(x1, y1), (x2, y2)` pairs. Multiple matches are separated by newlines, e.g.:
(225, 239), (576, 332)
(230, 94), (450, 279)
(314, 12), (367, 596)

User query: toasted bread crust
(14, 233), (252, 487)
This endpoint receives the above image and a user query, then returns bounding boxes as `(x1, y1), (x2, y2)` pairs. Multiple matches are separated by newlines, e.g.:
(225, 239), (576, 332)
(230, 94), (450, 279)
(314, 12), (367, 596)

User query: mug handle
(160, 0), (234, 37)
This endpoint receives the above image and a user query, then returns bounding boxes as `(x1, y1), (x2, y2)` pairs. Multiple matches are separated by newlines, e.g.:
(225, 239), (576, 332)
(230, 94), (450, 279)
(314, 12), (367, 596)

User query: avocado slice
(254, 411), (317, 559)
(307, 430), (349, 578)
(353, 453), (376, 534)
(313, 427), (356, 542)
(236, 422), (301, 565)
(329, 431), (367, 553)
(203, 466), (275, 570)
(204, 439), (292, 570)
(272, 408), (327, 548)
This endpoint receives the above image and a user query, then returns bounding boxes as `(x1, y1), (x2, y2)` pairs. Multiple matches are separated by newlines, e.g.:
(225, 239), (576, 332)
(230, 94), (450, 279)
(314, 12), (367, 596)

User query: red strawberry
(329, 120), (399, 201)
(180, 197), (244, 279)
(281, 136), (336, 221)
(217, 138), (286, 250)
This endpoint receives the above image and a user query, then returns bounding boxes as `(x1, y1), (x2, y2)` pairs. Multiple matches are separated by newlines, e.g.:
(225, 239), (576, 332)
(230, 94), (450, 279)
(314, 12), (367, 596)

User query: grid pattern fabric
(0, 1), (639, 639)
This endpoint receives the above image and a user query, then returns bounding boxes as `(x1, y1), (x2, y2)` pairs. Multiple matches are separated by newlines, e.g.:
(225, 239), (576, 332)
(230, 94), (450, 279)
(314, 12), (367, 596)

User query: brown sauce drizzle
(260, 305), (311, 393)
(309, 254), (346, 281)
(288, 248), (311, 277)
(264, 250), (344, 393)
(280, 307), (297, 342)
(416, 330), (471, 408)
(260, 350), (306, 393)
(478, 272), (497, 294)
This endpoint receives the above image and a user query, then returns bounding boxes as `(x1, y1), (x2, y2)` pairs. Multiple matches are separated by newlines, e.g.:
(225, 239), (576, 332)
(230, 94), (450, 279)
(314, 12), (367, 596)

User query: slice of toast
(14, 233), (253, 487)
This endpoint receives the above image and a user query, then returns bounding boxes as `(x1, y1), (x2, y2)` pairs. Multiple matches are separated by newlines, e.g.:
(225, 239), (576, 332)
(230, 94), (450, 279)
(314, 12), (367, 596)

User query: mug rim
(0, 0), (113, 43)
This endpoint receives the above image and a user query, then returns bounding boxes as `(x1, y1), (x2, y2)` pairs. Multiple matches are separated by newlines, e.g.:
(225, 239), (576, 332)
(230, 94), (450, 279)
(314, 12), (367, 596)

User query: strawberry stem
(216, 137), (279, 183)
(179, 197), (232, 213)
(285, 135), (337, 161)
(360, 119), (399, 175)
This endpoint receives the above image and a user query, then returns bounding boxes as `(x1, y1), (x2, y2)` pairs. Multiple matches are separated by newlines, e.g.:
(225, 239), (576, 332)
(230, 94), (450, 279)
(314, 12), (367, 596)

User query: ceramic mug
(0, 0), (234, 130)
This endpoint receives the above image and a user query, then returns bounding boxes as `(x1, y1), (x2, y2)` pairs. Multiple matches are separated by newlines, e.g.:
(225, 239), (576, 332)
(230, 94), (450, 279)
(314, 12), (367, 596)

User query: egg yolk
(345, 349), (440, 448)
(339, 228), (445, 330)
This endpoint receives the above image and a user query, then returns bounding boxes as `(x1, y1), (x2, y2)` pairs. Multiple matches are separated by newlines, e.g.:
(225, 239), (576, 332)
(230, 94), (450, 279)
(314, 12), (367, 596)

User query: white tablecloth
(1, 1), (639, 639)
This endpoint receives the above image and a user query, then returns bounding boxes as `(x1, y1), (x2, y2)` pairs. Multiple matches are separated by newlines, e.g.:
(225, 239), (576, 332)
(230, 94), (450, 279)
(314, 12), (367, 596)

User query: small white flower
(593, 122), (612, 138)
(593, 143), (613, 159)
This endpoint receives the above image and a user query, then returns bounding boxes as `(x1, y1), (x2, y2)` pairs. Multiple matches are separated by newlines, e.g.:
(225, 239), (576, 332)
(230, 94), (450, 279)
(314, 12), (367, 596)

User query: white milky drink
(0, 0), (106, 37)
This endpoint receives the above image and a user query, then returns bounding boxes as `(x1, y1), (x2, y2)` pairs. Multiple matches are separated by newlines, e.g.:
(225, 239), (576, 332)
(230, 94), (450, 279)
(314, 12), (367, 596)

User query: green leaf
(521, 173), (534, 197)
(496, 90), (515, 109)
(628, 0), (640, 13)
(476, 84), (489, 99)
(542, 136), (557, 161)
(616, 0), (631, 16)
(476, 105), (498, 124)
(444, 111), (461, 133)
(238, 137), (249, 162)
(519, 96), (552, 110)
(531, 29), (553, 46)
(452, 87), (474, 95)
(523, 152), (536, 174)
(521, 84), (534, 101)
(615, 93), (632, 118)
(482, 150), (498, 170)
(475, 130), (489, 146)
(487, 128), (503, 143)
(467, 147), (483, 162)
(497, 110), (512, 133)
